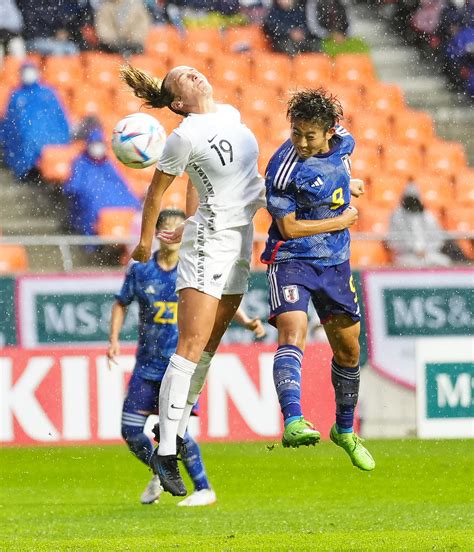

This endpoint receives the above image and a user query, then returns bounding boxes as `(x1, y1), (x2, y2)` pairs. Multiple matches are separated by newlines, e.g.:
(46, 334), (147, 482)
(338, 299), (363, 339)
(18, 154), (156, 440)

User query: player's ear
(326, 127), (336, 139)
(170, 98), (184, 111)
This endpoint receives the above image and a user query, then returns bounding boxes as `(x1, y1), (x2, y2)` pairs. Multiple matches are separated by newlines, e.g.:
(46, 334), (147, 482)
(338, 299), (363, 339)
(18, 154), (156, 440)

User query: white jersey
(157, 104), (265, 231)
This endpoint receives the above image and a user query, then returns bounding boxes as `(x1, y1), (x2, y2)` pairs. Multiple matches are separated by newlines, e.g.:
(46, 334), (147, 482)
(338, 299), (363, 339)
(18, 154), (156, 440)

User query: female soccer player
(261, 89), (375, 471)
(108, 208), (265, 506)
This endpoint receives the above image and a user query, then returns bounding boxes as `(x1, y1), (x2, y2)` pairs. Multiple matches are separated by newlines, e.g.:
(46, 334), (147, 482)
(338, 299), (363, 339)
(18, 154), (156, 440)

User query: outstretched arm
(107, 301), (128, 368)
(233, 307), (266, 339)
(131, 169), (175, 262)
(276, 206), (358, 240)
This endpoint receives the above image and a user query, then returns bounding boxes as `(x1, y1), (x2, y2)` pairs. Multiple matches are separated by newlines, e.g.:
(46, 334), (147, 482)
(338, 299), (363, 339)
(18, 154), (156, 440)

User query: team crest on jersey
(283, 285), (299, 303)
(341, 154), (351, 176)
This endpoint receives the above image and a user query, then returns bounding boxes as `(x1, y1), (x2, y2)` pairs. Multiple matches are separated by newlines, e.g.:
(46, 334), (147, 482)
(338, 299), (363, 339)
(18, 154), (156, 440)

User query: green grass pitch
(0, 439), (472, 551)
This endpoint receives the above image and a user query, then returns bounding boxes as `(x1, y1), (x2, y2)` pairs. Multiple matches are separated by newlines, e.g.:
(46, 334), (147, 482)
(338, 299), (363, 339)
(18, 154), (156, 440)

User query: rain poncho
(0, 82), (70, 179)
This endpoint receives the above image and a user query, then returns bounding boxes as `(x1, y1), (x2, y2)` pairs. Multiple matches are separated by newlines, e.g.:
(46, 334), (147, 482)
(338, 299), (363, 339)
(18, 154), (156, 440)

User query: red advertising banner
(0, 344), (347, 446)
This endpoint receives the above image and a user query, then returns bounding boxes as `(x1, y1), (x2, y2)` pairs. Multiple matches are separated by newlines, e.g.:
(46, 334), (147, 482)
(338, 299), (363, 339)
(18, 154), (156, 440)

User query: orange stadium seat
(258, 142), (278, 175)
(393, 110), (435, 148)
(351, 144), (381, 179)
(83, 53), (122, 89)
(42, 56), (83, 93)
(0, 86), (12, 117)
(359, 208), (392, 234)
(329, 84), (364, 121)
(291, 53), (333, 88)
(0, 244), (29, 273)
(162, 176), (188, 210)
(211, 83), (240, 105)
(0, 55), (41, 88)
(153, 109), (182, 135)
(240, 85), (283, 119)
(364, 82), (405, 115)
(455, 169), (474, 204)
(70, 86), (113, 118)
(444, 207), (474, 232)
(351, 113), (391, 148)
(350, 240), (389, 267)
(145, 25), (182, 59)
(96, 207), (137, 239)
(225, 25), (268, 54)
(252, 53), (292, 88)
(425, 141), (467, 177)
(383, 144), (423, 178)
(182, 28), (224, 57)
(414, 173), (453, 210)
(37, 143), (83, 183)
(167, 51), (212, 74)
(334, 54), (376, 86)
(115, 163), (154, 199)
(212, 54), (252, 88)
(370, 173), (407, 208)
(127, 55), (168, 78)
(113, 90), (147, 119)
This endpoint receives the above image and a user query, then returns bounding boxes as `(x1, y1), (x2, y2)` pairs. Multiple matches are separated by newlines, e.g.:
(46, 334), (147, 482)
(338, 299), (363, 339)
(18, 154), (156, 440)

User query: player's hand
(350, 179), (365, 198)
(107, 341), (120, 369)
(131, 243), (151, 263)
(340, 206), (358, 228)
(157, 222), (185, 244)
(246, 318), (266, 339)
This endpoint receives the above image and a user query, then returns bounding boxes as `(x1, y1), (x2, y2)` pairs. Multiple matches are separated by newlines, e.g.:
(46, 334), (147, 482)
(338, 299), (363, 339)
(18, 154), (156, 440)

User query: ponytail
(120, 64), (174, 110)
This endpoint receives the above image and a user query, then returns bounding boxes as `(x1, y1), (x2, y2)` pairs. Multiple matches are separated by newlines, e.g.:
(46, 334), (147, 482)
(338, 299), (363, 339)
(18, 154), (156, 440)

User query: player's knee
(333, 343), (360, 368)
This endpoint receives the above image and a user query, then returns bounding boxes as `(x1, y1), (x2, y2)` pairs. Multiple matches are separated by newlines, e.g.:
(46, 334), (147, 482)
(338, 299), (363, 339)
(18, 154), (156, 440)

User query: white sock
(177, 351), (215, 439)
(158, 354), (196, 456)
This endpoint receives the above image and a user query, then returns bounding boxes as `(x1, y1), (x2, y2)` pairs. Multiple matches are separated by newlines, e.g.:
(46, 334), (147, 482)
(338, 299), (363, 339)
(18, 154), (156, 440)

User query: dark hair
(287, 88), (343, 132)
(156, 208), (186, 229)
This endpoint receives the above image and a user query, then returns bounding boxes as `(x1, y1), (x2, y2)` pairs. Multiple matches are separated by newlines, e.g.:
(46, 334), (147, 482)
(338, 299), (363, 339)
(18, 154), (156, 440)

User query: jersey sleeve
(157, 131), (193, 176)
(335, 125), (355, 155)
(266, 181), (297, 220)
(115, 264), (137, 306)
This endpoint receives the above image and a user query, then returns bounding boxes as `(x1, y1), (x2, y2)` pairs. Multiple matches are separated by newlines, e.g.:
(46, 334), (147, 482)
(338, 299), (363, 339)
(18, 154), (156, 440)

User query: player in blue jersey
(108, 208), (265, 505)
(261, 89), (375, 471)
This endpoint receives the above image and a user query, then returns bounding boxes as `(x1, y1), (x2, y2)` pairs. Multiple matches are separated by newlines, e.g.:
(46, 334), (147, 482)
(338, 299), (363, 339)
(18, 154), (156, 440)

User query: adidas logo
(311, 177), (324, 188)
(145, 285), (156, 294)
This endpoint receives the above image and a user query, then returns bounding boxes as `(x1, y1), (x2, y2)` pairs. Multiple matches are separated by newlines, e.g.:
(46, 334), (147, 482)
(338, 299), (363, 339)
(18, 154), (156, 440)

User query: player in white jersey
(121, 64), (265, 496)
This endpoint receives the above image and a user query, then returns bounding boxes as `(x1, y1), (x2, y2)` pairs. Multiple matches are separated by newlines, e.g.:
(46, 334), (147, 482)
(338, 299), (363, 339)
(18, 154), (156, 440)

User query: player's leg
(176, 293), (242, 441)
(177, 431), (217, 507)
(121, 372), (163, 503)
(267, 262), (320, 448)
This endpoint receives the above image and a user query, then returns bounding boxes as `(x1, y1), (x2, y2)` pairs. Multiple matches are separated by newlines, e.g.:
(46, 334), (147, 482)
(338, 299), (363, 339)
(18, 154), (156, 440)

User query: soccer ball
(111, 113), (166, 169)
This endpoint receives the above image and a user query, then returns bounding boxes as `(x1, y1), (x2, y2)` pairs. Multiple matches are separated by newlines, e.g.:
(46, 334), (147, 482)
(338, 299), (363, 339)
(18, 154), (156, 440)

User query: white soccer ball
(111, 113), (166, 169)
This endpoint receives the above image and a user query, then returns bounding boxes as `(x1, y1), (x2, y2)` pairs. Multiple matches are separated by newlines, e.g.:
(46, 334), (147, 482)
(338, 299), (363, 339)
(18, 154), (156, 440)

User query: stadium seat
(351, 113), (391, 148)
(454, 169), (474, 204)
(113, 90), (146, 119)
(370, 173), (407, 208)
(0, 85), (12, 117)
(96, 207), (138, 239)
(0, 244), (29, 273)
(145, 25), (182, 59)
(240, 85), (283, 119)
(37, 143), (84, 183)
(350, 240), (389, 267)
(162, 175), (188, 210)
(291, 53), (333, 88)
(425, 141), (467, 177)
(211, 83), (240, 105)
(70, 86), (114, 118)
(82, 53), (123, 90)
(167, 51), (212, 74)
(258, 142), (278, 175)
(182, 28), (224, 57)
(328, 84), (364, 120)
(393, 110), (435, 148)
(444, 207), (473, 232)
(225, 25), (268, 54)
(152, 109), (182, 135)
(383, 144), (423, 178)
(114, 163), (154, 199)
(359, 208), (392, 234)
(252, 53), (293, 90)
(414, 173), (453, 210)
(207, 54), (252, 88)
(43, 55), (83, 97)
(127, 55), (168, 78)
(334, 54), (376, 86)
(0, 55), (41, 88)
(363, 82), (405, 115)
(351, 144), (381, 178)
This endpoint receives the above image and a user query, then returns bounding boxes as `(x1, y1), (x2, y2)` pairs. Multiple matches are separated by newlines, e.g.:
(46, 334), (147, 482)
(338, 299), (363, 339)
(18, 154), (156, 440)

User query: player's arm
(107, 301), (128, 367)
(233, 306), (266, 339)
(132, 169), (175, 261)
(277, 206), (358, 240)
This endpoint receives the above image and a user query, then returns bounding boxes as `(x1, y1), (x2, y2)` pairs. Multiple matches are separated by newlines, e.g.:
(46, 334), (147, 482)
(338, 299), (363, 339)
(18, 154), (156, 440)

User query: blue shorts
(266, 260), (361, 326)
(123, 369), (200, 416)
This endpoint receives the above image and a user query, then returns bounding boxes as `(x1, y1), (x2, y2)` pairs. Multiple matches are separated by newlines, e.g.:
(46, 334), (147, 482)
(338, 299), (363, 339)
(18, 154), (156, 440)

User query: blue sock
(331, 358), (360, 434)
(121, 412), (153, 465)
(182, 431), (210, 492)
(273, 345), (303, 425)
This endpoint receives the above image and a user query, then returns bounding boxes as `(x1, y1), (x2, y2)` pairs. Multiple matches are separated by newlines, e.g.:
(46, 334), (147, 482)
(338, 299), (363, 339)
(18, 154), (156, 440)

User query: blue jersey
(261, 125), (355, 267)
(115, 255), (178, 382)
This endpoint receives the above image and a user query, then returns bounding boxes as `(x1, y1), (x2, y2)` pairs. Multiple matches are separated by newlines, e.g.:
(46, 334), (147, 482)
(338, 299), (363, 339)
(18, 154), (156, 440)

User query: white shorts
(176, 219), (253, 299)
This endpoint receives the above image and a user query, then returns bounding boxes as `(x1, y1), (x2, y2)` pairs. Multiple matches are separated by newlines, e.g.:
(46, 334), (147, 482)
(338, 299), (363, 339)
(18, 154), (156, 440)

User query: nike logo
(207, 134), (217, 143)
(170, 404), (184, 410)
(212, 273), (222, 280)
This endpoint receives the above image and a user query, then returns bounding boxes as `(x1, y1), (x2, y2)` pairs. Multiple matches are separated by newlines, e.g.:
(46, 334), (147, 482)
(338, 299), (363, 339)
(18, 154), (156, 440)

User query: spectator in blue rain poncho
(63, 128), (141, 236)
(0, 61), (70, 179)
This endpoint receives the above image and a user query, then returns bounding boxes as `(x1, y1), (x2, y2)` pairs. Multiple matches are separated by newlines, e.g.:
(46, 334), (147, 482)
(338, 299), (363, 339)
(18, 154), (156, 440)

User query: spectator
(0, 61), (70, 180)
(16, 0), (89, 55)
(94, 0), (151, 56)
(263, 0), (321, 56)
(63, 128), (141, 236)
(387, 182), (452, 267)
(0, 0), (25, 61)
(305, 0), (349, 43)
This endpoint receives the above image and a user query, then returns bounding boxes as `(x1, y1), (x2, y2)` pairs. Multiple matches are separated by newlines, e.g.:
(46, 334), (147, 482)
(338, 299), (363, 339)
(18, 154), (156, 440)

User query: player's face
(166, 66), (212, 105)
(290, 119), (335, 159)
(156, 215), (185, 252)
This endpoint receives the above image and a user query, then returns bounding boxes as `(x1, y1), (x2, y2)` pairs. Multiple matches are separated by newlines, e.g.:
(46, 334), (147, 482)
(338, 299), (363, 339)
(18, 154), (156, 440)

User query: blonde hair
(120, 64), (174, 110)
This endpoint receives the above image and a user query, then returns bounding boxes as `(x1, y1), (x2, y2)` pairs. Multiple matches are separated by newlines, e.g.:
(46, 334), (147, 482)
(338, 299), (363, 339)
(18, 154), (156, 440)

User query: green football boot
(329, 424), (375, 471)
(282, 417), (321, 448)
